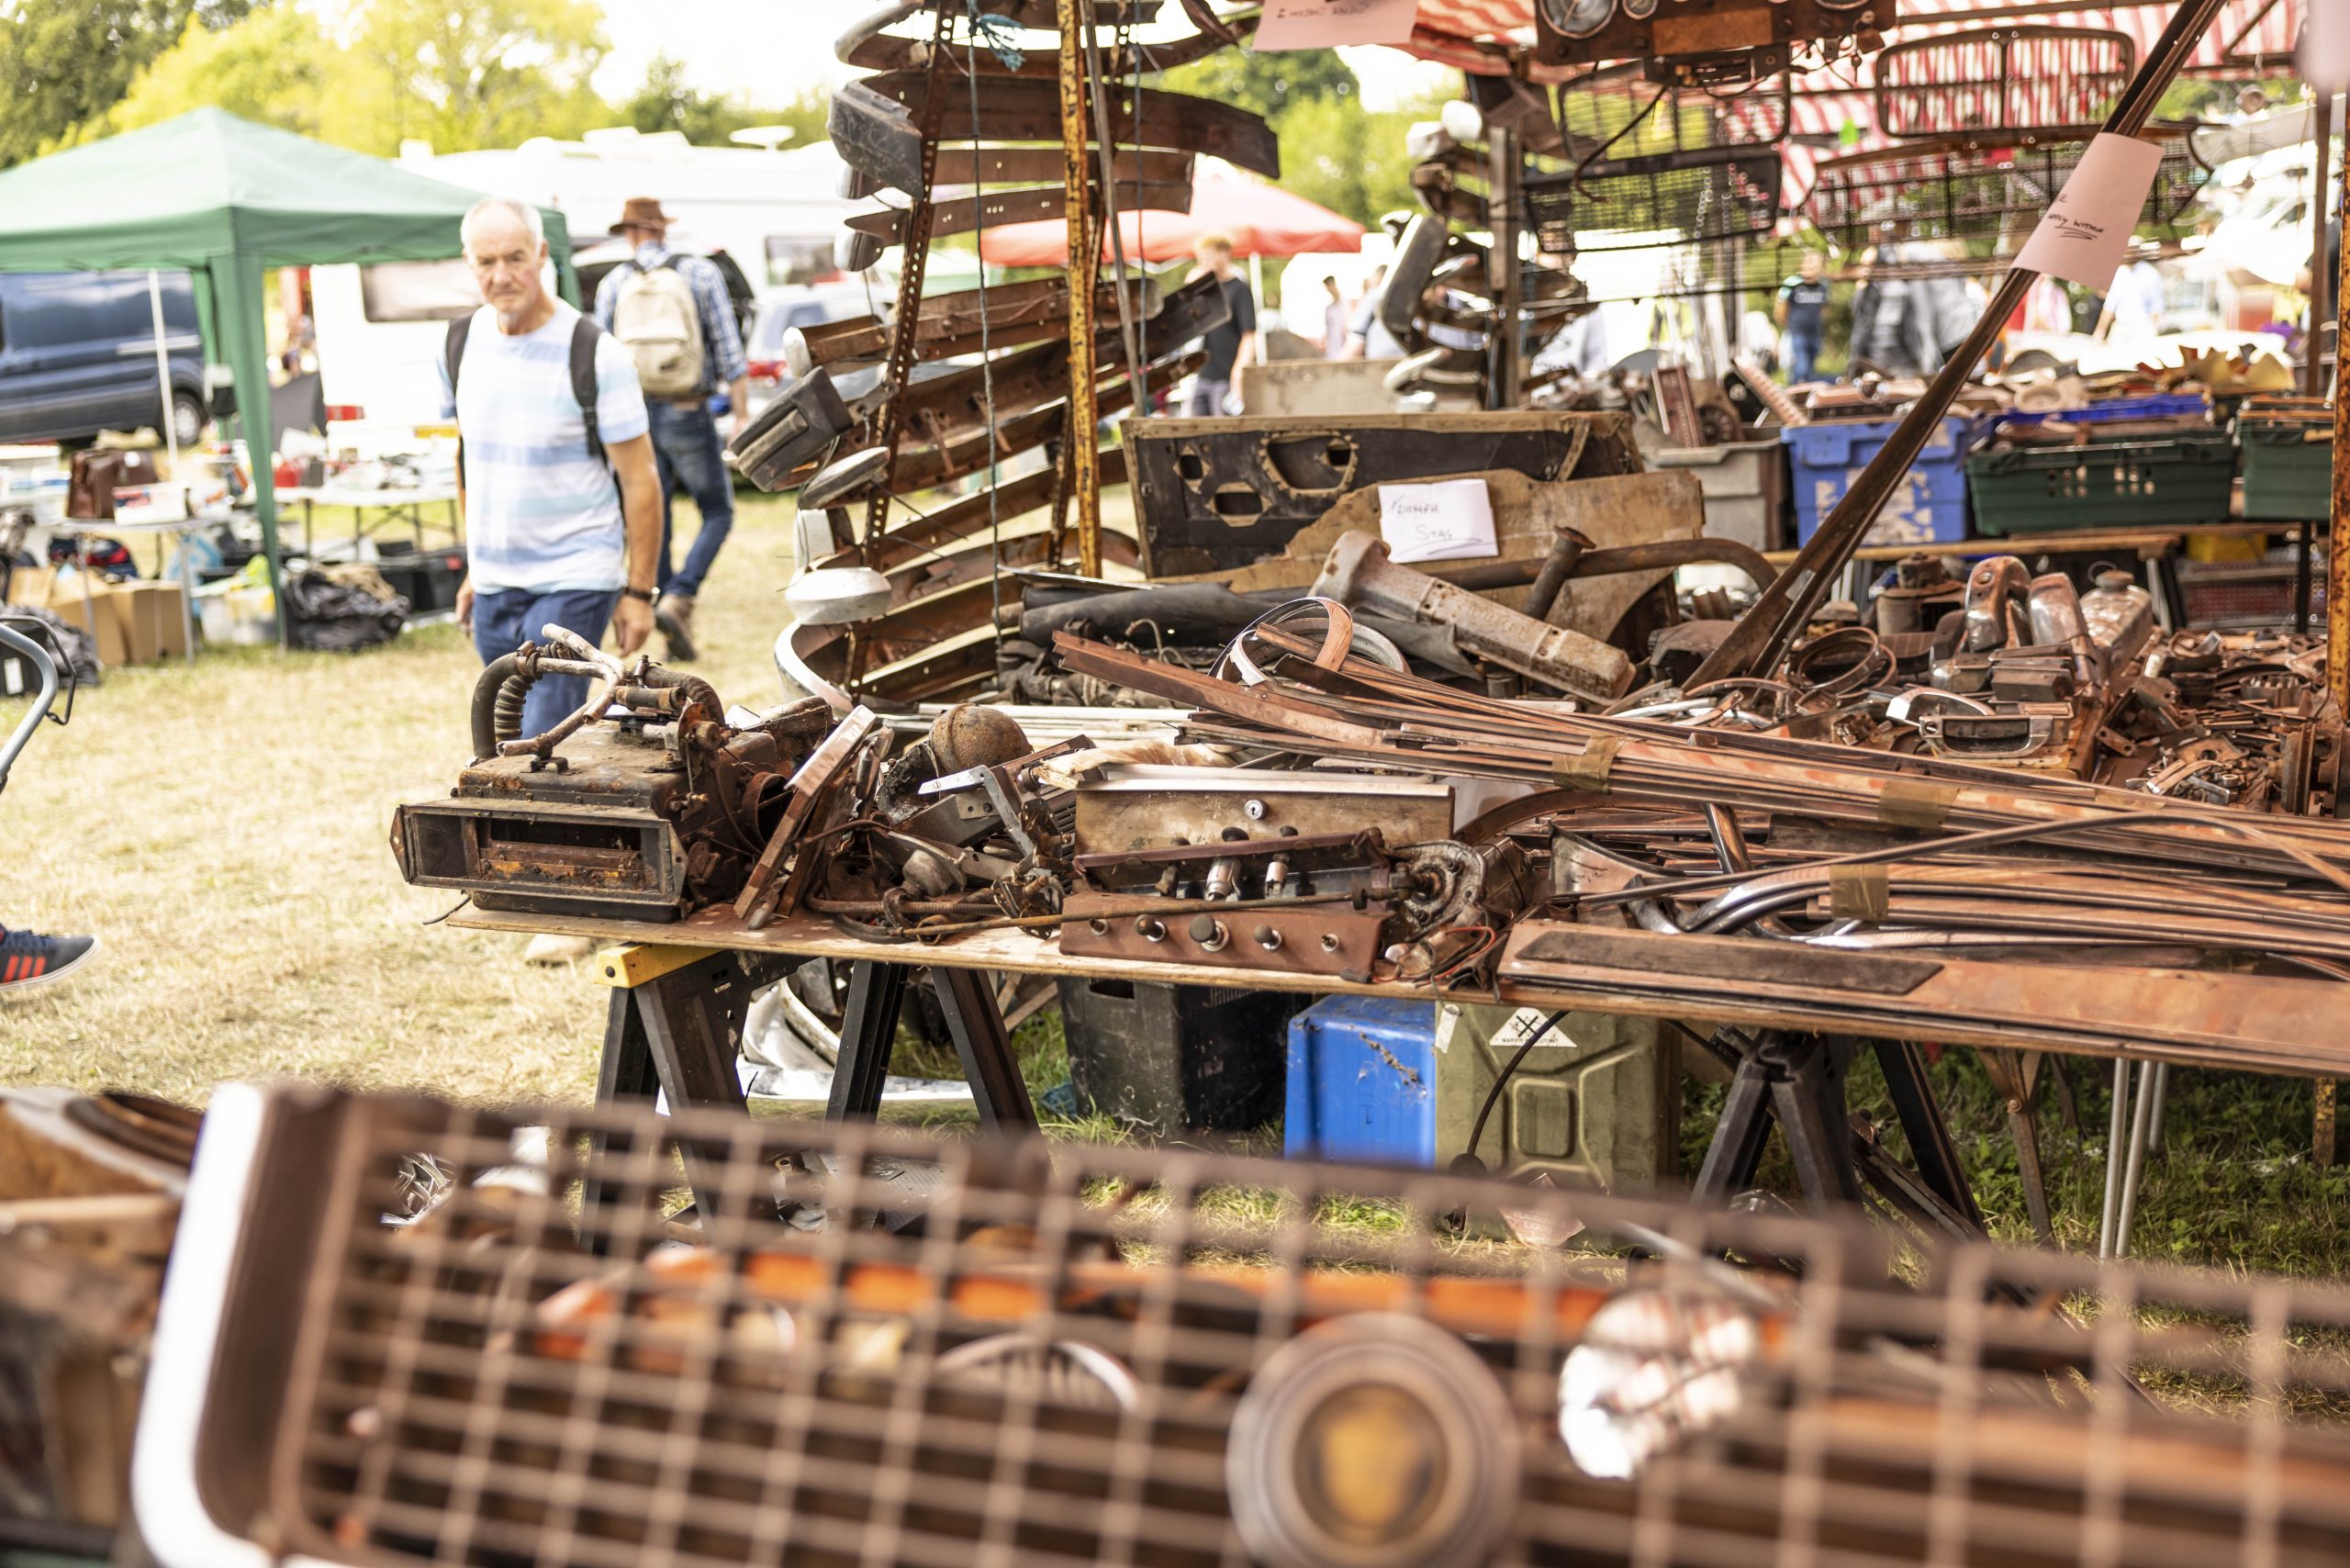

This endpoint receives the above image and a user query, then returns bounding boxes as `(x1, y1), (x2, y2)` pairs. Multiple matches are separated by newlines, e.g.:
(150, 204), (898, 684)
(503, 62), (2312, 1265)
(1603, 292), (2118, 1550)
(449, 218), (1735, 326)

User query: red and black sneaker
(0, 927), (96, 992)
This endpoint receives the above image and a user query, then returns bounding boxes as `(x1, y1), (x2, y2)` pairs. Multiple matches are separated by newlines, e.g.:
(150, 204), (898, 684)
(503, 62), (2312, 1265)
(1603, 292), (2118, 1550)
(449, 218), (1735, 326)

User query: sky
(591, 0), (1453, 116)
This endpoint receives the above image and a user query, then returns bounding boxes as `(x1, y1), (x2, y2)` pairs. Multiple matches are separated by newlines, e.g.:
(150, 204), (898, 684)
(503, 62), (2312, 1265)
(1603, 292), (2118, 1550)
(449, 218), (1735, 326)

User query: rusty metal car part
(734, 707), (886, 930)
(1122, 410), (1639, 577)
(723, 367), (853, 491)
(1071, 767), (1452, 856)
(795, 275), (1158, 370)
(138, 1086), (2350, 1568)
(1873, 25), (2136, 139)
(842, 71), (1279, 180)
(844, 177), (1193, 243)
(1058, 892), (1393, 978)
(1532, 0), (1894, 74)
(1312, 531), (1636, 704)
(393, 669), (839, 924)
(1048, 630), (2350, 897)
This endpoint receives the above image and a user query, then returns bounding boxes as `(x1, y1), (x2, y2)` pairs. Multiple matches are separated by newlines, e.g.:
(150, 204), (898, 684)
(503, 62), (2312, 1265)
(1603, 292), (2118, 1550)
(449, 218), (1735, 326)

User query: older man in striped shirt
(443, 196), (663, 739)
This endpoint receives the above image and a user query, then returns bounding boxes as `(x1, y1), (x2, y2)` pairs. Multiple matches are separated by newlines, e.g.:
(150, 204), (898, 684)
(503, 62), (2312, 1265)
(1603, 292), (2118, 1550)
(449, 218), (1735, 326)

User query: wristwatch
(621, 586), (655, 604)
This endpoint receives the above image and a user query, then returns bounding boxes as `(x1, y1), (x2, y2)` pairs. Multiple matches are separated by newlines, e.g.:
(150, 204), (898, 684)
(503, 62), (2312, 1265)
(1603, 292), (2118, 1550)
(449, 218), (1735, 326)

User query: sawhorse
(584, 944), (1036, 1242)
(1691, 1030), (1987, 1242)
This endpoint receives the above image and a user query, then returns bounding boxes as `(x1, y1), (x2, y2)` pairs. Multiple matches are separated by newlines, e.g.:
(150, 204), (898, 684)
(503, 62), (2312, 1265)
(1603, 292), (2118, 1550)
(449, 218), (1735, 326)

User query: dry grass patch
(0, 492), (807, 1104)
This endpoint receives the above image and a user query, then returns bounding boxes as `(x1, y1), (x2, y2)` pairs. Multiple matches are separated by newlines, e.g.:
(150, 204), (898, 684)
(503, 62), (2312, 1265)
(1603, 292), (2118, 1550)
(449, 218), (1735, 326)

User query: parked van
(0, 271), (205, 446)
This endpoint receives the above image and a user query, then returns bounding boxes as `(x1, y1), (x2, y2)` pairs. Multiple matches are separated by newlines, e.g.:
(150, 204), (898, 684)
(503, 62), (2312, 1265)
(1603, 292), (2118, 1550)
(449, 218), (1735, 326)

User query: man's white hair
(461, 196), (544, 249)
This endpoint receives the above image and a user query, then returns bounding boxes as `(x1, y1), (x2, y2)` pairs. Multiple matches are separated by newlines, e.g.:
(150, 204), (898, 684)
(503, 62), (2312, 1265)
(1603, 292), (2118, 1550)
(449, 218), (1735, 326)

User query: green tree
(1158, 48), (1356, 127)
(765, 86), (832, 149)
(106, 8), (352, 145)
(348, 0), (610, 154)
(1274, 88), (1449, 230)
(0, 0), (255, 167)
(622, 52), (754, 145)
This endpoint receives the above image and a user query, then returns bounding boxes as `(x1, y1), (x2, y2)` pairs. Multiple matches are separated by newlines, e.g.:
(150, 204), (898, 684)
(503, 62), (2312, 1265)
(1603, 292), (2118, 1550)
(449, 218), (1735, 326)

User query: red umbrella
(976, 174), (1365, 266)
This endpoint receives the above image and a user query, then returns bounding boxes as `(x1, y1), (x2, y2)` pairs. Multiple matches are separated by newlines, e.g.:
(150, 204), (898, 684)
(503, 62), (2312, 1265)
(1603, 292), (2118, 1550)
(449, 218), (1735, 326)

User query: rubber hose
(631, 664), (724, 720)
(471, 654), (538, 762)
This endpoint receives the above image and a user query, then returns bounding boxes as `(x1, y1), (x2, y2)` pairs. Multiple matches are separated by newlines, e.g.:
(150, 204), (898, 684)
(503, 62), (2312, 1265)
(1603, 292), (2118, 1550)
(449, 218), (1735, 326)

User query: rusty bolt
(1254, 924), (1283, 951)
(1134, 916), (1167, 942)
(1190, 913), (1230, 952)
(1319, 933), (1341, 953)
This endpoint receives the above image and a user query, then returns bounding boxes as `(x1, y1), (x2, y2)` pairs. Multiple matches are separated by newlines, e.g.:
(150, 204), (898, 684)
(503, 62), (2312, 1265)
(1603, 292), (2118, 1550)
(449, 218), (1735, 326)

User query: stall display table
(43, 515), (212, 666)
(280, 485), (459, 559)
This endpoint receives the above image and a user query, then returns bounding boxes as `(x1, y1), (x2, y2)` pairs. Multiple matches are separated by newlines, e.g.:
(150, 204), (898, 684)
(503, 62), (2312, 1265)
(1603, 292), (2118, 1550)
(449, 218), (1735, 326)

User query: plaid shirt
(592, 241), (747, 394)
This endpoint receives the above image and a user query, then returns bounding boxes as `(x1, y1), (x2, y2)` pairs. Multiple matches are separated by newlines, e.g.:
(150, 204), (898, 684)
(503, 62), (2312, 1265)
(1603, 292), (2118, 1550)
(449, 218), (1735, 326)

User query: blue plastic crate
(1998, 393), (2211, 431)
(1284, 996), (1438, 1166)
(1782, 413), (1989, 548)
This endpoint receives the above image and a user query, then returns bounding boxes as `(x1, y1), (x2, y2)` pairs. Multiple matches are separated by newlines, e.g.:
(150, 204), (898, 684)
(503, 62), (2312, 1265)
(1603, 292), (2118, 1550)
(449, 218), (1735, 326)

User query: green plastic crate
(2240, 424), (2333, 521)
(1967, 435), (2237, 535)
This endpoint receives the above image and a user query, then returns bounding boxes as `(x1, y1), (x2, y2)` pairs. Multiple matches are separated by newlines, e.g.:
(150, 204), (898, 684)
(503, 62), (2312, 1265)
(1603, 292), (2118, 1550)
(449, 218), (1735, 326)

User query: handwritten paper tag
(1253, 0), (1421, 51)
(1379, 477), (1496, 565)
(2014, 133), (2165, 291)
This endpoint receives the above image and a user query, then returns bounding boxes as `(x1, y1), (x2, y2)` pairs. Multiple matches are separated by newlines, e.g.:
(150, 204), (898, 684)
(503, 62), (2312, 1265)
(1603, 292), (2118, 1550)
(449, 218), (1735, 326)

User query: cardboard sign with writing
(1253, 0), (1420, 51)
(1379, 477), (1496, 565)
(2014, 133), (2166, 291)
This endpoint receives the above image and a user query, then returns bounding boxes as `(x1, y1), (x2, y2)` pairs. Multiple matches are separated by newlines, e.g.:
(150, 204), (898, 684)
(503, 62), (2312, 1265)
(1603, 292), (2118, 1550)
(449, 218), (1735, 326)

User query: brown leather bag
(66, 452), (124, 521)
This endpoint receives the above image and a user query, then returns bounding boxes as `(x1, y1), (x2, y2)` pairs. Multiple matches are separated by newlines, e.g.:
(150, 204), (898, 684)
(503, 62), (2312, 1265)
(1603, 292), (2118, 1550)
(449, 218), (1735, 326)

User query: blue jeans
(647, 400), (733, 599)
(1183, 377), (1233, 417)
(472, 585), (622, 739)
(1786, 332), (1821, 386)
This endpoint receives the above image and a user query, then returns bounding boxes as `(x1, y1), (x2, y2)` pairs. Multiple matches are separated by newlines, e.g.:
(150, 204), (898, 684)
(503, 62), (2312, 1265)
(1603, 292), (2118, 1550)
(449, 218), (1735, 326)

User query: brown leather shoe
(655, 591), (699, 661)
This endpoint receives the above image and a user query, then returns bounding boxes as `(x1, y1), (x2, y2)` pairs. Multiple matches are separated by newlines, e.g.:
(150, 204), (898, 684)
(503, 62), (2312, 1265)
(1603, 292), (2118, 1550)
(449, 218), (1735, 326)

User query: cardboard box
(8, 568), (128, 667)
(8, 569), (189, 666)
(113, 581), (187, 663)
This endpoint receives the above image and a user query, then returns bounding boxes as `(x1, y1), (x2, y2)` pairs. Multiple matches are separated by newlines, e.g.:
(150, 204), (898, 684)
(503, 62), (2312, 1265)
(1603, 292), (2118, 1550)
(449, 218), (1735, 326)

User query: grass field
(5, 486), (2350, 1281)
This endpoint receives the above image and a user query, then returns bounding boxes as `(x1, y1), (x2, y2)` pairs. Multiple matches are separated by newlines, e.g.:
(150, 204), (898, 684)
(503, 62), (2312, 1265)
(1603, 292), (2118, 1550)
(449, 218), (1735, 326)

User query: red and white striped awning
(1403, 0), (2304, 80)
(1402, 0), (2306, 218)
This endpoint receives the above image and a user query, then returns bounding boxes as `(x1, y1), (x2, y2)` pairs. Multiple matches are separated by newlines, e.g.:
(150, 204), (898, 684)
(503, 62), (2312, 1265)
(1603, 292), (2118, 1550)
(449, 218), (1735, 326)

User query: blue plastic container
(1782, 413), (1989, 548)
(1284, 996), (1439, 1166)
(1998, 392), (2211, 431)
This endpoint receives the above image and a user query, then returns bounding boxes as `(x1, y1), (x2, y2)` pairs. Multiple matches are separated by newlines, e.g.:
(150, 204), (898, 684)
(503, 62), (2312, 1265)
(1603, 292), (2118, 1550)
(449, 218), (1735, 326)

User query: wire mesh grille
(239, 1094), (2350, 1568)
(1527, 152), (1784, 255)
(1807, 133), (2208, 252)
(1873, 27), (2137, 140)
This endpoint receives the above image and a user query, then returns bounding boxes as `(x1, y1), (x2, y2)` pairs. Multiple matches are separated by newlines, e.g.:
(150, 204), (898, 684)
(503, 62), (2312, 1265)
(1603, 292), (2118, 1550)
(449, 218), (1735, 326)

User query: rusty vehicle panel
(1122, 411), (1646, 576)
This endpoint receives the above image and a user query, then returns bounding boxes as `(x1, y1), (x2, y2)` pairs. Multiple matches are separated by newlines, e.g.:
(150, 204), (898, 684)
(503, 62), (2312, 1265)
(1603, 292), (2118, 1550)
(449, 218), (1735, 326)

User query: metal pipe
(1058, 0), (1102, 577)
(2113, 1058), (2161, 1258)
(1521, 529), (1590, 618)
(2307, 91), (2335, 400)
(1312, 531), (1635, 703)
(1430, 535), (1779, 592)
(2333, 138), (2350, 725)
(2098, 1058), (2130, 1259)
(1487, 125), (1520, 410)
(1683, 0), (2233, 692)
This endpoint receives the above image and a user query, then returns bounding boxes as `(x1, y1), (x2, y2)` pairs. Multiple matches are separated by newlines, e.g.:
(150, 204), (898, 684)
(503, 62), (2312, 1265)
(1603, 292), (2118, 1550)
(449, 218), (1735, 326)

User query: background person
(592, 196), (749, 659)
(1321, 275), (1348, 357)
(1183, 232), (1256, 415)
(1775, 251), (1830, 383)
(444, 196), (661, 734)
(1341, 262), (1405, 360)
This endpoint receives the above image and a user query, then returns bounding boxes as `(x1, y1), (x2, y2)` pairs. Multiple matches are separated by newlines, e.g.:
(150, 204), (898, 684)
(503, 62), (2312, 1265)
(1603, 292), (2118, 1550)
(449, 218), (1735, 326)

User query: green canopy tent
(0, 107), (575, 644)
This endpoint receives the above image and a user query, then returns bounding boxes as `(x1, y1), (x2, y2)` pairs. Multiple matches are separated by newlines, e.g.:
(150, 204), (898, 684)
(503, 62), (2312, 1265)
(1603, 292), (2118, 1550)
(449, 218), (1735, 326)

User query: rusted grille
(1873, 27), (2138, 140)
(205, 1092), (2350, 1568)
(1807, 132), (2206, 252)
